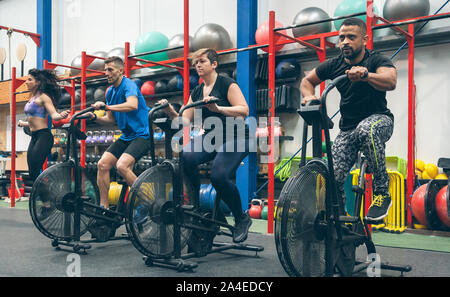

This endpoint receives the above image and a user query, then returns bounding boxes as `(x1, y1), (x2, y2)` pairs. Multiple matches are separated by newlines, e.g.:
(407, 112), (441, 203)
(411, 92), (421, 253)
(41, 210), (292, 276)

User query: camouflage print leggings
(332, 114), (394, 204)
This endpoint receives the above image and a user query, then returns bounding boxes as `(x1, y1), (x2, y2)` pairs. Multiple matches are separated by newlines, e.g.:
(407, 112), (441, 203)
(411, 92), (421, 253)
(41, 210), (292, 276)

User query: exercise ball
(383, 0), (430, 31)
(169, 73), (200, 90)
(435, 186), (450, 227)
(292, 7), (332, 45)
(141, 81), (156, 96)
(255, 21), (287, 53)
(75, 89), (81, 105)
(154, 80), (168, 94)
(167, 75), (181, 92)
(107, 47), (126, 61)
(88, 51), (107, 71)
(94, 86), (106, 102)
(411, 184), (428, 226)
(85, 87), (95, 103)
(167, 33), (194, 63)
(58, 91), (71, 107)
(193, 23), (233, 52)
(334, 0), (379, 31)
(135, 31), (169, 68)
(275, 59), (301, 78)
(70, 55), (82, 76)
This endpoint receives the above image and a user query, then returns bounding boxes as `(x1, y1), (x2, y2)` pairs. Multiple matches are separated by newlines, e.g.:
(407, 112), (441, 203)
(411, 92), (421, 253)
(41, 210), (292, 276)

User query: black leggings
(182, 135), (249, 220)
(27, 129), (54, 182)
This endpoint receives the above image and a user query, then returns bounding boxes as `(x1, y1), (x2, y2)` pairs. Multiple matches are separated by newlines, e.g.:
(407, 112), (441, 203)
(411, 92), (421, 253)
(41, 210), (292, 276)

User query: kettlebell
(99, 130), (107, 143)
(261, 200), (269, 220)
(59, 132), (67, 145)
(249, 199), (263, 219)
(114, 130), (121, 142)
(92, 131), (100, 143)
(54, 133), (60, 145)
(106, 131), (114, 143)
(86, 131), (93, 144)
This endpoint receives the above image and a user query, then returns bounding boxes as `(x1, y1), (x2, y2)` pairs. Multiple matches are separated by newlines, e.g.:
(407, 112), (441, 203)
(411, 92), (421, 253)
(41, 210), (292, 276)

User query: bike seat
(438, 158), (450, 175)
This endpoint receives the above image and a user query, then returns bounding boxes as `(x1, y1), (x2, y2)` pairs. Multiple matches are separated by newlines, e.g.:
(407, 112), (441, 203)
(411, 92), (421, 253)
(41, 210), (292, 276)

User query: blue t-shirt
(106, 76), (149, 141)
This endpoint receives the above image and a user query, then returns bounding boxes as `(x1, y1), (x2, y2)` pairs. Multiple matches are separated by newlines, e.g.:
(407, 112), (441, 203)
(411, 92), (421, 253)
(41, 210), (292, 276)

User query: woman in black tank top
(158, 48), (252, 243)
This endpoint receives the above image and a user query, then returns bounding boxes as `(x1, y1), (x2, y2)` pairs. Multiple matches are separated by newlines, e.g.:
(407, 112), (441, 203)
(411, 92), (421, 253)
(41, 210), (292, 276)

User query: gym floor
(0, 202), (449, 277)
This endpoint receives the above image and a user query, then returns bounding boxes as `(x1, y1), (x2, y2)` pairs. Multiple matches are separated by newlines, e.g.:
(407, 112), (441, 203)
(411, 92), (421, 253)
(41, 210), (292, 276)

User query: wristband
(361, 69), (369, 79)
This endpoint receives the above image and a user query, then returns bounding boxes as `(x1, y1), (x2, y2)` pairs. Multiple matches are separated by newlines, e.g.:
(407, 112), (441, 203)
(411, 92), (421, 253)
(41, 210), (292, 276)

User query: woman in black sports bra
(158, 48), (252, 243)
(18, 69), (69, 182)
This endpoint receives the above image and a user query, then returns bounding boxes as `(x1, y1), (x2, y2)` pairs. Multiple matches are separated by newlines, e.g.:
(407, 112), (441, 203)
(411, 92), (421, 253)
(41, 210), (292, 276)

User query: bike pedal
(339, 215), (360, 223)
(181, 205), (195, 211)
(80, 195), (91, 202)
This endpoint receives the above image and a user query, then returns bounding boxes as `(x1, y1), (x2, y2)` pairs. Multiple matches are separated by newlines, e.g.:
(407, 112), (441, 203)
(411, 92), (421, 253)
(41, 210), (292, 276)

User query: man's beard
(341, 46), (363, 60)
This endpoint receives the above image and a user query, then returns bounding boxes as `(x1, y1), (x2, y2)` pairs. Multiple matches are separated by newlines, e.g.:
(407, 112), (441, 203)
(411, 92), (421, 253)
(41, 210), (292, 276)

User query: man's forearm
(300, 78), (317, 97)
(107, 102), (137, 113)
(365, 72), (396, 91)
(95, 115), (115, 125)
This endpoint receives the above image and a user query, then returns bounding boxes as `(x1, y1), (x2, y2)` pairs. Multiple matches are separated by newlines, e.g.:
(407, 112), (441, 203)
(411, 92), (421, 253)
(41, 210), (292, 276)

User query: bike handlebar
(178, 98), (221, 117)
(70, 105), (106, 125)
(320, 74), (348, 106)
(149, 101), (170, 120)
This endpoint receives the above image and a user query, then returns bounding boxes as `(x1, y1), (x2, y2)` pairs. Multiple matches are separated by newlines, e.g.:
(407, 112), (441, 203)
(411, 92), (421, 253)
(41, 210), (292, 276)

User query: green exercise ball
(135, 31), (169, 68)
(334, 0), (379, 31)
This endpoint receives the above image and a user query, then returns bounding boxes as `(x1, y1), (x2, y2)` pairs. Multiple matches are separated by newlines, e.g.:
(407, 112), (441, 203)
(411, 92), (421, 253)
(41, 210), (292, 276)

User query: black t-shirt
(190, 74), (249, 140)
(315, 49), (395, 131)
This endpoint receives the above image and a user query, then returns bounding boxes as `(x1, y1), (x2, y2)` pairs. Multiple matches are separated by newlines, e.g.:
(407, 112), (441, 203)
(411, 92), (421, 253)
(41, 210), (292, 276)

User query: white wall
(1, 0), (449, 167)
(0, 0), (37, 78)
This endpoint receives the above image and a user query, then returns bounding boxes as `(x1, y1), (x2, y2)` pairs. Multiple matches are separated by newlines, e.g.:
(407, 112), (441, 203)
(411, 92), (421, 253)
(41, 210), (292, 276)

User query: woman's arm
(205, 83), (249, 117)
(40, 94), (70, 120)
(17, 120), (29, 127)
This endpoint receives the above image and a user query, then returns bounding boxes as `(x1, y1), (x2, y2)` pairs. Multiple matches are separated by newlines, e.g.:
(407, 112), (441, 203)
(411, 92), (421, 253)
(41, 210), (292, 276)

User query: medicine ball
(275, 59), (301, 78)
(155, 80), (168, 94)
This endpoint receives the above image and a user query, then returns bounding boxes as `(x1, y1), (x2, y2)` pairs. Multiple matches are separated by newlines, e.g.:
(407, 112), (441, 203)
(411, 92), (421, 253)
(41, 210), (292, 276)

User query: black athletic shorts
(106, 137), (150, 161)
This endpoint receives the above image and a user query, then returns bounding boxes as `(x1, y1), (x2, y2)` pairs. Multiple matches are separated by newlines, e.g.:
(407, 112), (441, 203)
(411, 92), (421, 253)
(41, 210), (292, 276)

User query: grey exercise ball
(89, 51), (107, 71)
(94, 86), (107, 102)
(167, 34), (194, 60)
(292, 7), (331, 46)
(383, 0), (430, 31)
(107, 47), (126, 61)
(193, 23), (233, 51)
(70, 55), (82, 76)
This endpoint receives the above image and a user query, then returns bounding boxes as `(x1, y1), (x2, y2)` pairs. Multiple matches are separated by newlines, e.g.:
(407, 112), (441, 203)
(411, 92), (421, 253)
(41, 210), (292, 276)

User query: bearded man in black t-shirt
(300, 17), (397, 221)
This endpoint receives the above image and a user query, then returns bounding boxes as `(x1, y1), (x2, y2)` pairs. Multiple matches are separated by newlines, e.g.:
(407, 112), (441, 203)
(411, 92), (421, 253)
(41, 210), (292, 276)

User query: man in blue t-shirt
(90, 56), (149, 209)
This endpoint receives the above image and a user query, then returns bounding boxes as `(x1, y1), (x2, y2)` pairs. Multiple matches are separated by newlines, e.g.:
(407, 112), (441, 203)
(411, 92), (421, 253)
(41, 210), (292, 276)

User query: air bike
(29, 107), (131, 253)
(125, 100), (264, 272)
(274, 74), (412, 277)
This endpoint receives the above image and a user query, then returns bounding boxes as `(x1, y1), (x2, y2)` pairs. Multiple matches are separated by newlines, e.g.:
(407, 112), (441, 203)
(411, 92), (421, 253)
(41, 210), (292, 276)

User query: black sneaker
(366, 194), (392, 221)
(233, 212), (252, 243)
